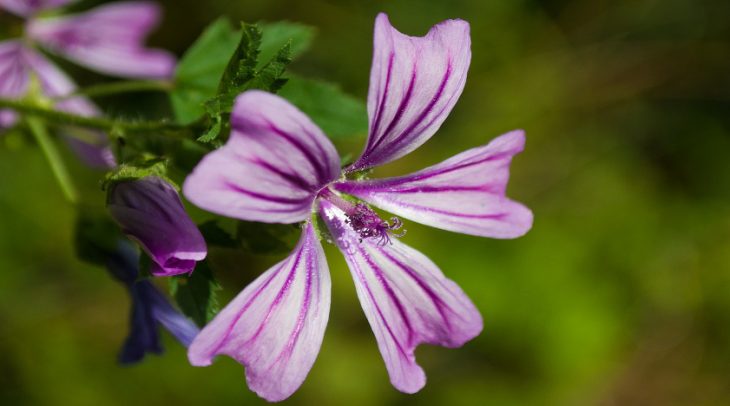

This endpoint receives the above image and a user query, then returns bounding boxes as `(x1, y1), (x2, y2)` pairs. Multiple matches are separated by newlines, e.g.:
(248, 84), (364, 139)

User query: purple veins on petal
(184, 90), (341, 224)
(0, 41), (29, 129)
(188, 223), (331, 402)
(0, 40), (116, 167)
(319, 200), (482, 394)
(349, 13), (472, 171)
(336, 130), (533, 239)
(26, 1), (176, 78)
(108, 176), (207, 277)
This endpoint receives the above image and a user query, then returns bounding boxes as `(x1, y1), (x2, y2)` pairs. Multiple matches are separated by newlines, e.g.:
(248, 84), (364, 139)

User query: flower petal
(349, 13), (471, 171)
(0, 41), (28, 128)
(107, 239), (199, 364)
(188, 223), (330, 402)
(0, 42), (116, 167)
(119, 282), (163, 364)
(184, 90), (340, 224)
(319, 200), (483, 393)
(0, 0), (73, 17)
(337, 130), (532, 238)
(108, 176), (207, 276)
(145, 283), (200, 347)
(26, 1), (176, 78)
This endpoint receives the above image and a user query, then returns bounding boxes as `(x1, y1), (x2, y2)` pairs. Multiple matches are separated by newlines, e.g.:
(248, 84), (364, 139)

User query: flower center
(319, 188), (405, 245)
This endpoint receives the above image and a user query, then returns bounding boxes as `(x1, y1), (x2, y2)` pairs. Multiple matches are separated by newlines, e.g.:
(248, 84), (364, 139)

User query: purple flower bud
(108, 176), (207, 277)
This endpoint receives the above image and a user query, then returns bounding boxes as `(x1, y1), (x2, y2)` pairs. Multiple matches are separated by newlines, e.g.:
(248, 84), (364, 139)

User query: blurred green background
(1, 0), (730, 405)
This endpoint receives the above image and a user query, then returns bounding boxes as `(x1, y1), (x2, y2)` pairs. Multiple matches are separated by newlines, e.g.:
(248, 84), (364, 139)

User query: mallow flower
(108, 176), (207, 277)
(2, 0), (176, 78)
(0, 0), (175, 167)
(183, 13), (533, 401)
(105, 238), (200, 364)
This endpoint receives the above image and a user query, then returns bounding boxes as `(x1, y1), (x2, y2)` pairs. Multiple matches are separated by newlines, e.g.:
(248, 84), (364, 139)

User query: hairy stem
(60, 80), (174, 99)
(26, 117), (79, 204)
(0, 98), (191, 136)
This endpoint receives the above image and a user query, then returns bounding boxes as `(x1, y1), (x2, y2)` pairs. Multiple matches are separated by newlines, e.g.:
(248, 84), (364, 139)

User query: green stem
(0, 98), (191, 135)
(26, 117), (79, 204)
(60, 80), (174, 99)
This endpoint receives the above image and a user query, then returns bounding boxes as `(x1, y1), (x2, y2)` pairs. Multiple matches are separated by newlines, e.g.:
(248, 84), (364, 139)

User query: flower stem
(26, 117), (79, 204)
(60, 80), (174, 99)
(0, 98), (191, 136)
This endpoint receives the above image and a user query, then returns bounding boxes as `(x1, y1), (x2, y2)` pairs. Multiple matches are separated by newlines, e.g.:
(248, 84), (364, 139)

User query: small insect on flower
(183, 13), (533, 402)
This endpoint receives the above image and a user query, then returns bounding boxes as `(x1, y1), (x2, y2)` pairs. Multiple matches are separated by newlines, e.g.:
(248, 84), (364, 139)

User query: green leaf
(198, 220), (238, 248)
(279, 75), (367, 139)
(200, 24), (293, 143)
(259, 21), (315, 68)
(136, 252), (154, 281)
(169, 262), (221, 327)
(237, 222), (296, 255)
(170, 18), (240, 124)
(170, 19), (314, 132)
(74, 211), (123, 266)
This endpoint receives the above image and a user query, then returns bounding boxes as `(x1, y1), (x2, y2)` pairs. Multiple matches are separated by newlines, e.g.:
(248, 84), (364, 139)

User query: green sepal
(101, 158), (173, 192)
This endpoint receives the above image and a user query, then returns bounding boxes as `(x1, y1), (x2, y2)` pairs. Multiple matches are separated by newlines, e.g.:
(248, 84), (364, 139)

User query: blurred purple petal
(0, 41), (29, 128)
(184, 90), (341, 224)
(336, 130), (533, 238)
(0, 0), (73, 17)
(349, 13), (471, 171)
(145, 282), (200, 347)
(107, 239), (199, 364)
(319, 200), (482, 393)
(119, 282), (164, 364)
(108, 176), (207, 277)
(0, 41), (116, 166)
(27, 1), (176, 78)
(188, 223), (331, 402)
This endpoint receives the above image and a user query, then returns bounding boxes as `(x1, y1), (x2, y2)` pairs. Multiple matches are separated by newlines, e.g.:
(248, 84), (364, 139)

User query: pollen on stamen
(345, 203), (406, 246)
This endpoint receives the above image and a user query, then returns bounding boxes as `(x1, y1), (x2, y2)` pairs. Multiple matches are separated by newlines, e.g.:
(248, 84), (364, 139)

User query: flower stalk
(26, 116), (79, 203)
(0, 97), (193, 136)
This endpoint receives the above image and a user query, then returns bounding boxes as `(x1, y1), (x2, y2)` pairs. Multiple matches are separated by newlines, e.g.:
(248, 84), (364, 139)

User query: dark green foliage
(280, 75), (368, 139)
(169, 262), (221, 327)
(74, 211), (123, 266)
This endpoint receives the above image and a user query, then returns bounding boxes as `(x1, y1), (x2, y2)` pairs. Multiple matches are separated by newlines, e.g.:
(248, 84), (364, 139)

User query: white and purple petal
(319, 200), (482, 393)
(0, 41), (116, 166)
(336, 130), (533, 239)
(349, 13), (471, 171)
(26, 1), (176, 78)
(108, 176), (207, 277)
(0, 0), (73, 17)
(188, 223), (330, 402)
(23, 48), (117, 168)
(184, 90), (341, 224)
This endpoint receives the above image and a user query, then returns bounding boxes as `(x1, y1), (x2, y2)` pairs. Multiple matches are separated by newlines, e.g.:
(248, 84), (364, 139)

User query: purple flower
(0, 1), (175, 165)
(106, 238), (199, 364)
(183, 13), (533, 401)
(25, 1), (176, 79)
(0, 40), (116, 167)
(108, 176), (207, 277)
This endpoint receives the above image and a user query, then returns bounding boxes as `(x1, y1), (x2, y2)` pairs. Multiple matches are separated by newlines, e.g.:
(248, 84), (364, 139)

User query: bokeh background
(1, 0), (729, 405)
